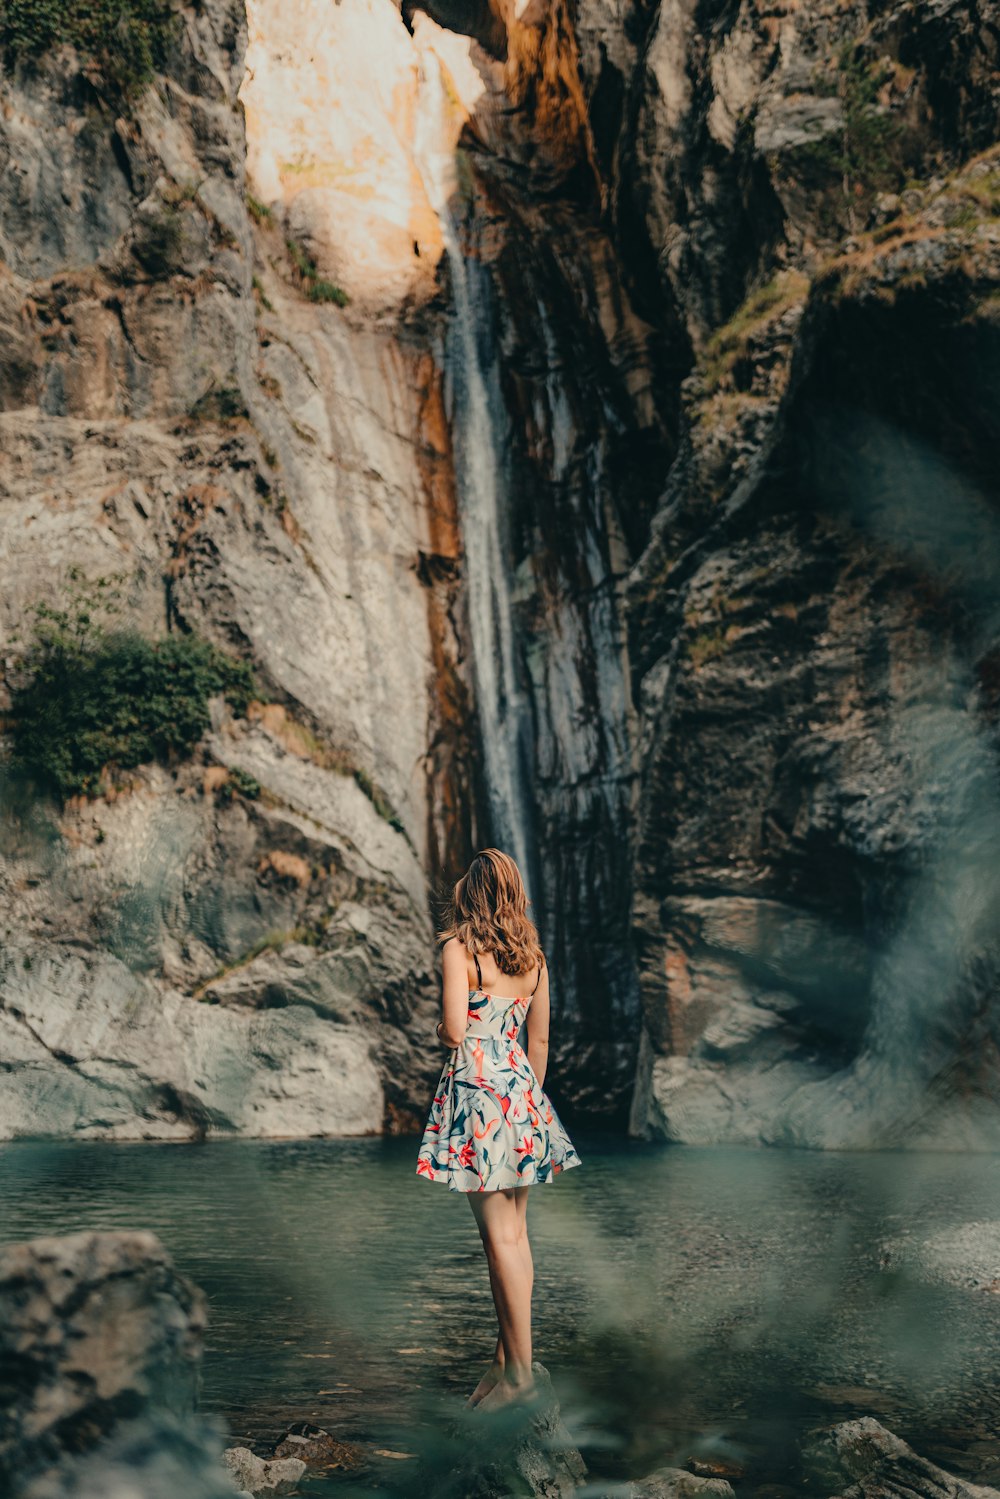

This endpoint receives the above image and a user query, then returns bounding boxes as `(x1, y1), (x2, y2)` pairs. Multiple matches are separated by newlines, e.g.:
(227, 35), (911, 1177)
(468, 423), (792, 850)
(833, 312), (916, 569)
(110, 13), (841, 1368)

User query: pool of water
(3, 1133), (1000, 1496)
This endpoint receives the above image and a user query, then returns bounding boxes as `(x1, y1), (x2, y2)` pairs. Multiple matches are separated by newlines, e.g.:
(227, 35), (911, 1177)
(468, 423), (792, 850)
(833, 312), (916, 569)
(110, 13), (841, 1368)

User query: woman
(415, 847), (581, 1410)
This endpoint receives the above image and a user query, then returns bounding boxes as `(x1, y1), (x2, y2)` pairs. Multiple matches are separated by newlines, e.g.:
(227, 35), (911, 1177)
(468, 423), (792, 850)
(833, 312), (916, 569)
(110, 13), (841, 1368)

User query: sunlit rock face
(241, 0), (446, 313)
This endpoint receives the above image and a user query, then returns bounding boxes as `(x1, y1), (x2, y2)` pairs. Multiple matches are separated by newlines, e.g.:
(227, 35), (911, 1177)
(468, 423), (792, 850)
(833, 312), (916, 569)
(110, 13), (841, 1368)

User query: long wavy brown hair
(437, 848), (544, 976)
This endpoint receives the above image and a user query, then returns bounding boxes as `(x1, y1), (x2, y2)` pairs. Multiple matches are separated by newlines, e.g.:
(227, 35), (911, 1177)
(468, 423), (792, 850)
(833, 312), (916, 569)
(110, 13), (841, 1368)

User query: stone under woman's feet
(465, 1359), (504, 1408)
(476, 1375), (537, 1412)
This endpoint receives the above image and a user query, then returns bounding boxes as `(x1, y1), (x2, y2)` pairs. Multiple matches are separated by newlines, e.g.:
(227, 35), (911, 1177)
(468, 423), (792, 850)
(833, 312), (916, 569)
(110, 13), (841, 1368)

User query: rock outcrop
(804, 1416), (1000, 1498)
(0, 1229), (240, 1499)
(423, 1363), (587, 1499)
(608, 1470), (735, 1498)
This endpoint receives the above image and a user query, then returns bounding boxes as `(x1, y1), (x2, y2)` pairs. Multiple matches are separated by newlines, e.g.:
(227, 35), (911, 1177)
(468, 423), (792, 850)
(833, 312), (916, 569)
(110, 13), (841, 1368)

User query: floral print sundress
(416, 952), (582, 1192)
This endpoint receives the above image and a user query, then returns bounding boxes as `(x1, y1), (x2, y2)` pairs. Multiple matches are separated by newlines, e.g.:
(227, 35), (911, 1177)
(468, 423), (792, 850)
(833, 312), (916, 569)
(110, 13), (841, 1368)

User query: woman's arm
(525, 961), (550, 1087)
(436, 937), (471, 1048)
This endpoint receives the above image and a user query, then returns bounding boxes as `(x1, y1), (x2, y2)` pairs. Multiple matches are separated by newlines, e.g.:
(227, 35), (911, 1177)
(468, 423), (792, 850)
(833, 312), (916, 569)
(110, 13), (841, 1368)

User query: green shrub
(133, 203), (185, 276)
(218, 767), (261, 803)
(0, 0), (179, 103)
(187, 385), (248, 424)
(247, 194), (274, 226)
(787, 44), (904, 228)
(306, 278), (349, 306)
(285, 236), (350, 308)
(9, 589), (254, 799)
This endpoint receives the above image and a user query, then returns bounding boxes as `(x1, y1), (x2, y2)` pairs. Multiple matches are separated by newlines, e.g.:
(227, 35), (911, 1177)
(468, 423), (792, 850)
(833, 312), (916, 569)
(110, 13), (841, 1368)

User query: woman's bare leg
(465, 1187), (532, 1406)
(465, 1196), (505, 1408)
(467, 1186), (536, 1409)
(514, 1185), (532, 1310)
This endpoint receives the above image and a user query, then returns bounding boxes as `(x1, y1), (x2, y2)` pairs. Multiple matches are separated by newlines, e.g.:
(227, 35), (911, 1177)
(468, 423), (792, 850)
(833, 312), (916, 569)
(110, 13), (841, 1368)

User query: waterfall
(414, 55), (538, 897)
(412, 44), (653, 1117)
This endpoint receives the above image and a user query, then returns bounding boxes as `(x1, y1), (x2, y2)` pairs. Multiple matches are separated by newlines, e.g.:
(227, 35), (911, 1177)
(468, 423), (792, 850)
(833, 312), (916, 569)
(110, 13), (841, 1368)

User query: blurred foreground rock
(804, 1416), (1000, 1498)
(0, 1229), (241, 1499)
(427, 1363), (586, 1498)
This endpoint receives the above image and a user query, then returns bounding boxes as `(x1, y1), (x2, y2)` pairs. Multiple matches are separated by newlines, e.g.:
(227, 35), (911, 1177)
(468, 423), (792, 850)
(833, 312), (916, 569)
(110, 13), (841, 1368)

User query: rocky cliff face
(593, 0), (1000, 1145)
(0, 0), (998, 1143)
(0, 0), (446, 1138)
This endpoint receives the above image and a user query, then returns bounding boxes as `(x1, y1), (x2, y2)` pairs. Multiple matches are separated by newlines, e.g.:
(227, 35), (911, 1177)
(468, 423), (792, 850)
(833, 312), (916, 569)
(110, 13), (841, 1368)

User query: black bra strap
(530, 952), (545, 996)
(473, 951), (483, 989)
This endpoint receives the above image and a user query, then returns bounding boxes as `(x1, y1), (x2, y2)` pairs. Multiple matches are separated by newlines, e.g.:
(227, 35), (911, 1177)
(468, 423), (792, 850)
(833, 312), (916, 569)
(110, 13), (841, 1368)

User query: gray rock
(629, 1468), (736, 1497)
(583, 1466), (736, 1497)
(803, 1416), (1000, 1498)
(0, 931), (385, 1141)
(0, 1229), (240, 1499)
(222, 1447), (306, 1496)
(433, 1363), (587, 1499)
(0, 0), (446, 1143)
(22, 1412), (246, 1499)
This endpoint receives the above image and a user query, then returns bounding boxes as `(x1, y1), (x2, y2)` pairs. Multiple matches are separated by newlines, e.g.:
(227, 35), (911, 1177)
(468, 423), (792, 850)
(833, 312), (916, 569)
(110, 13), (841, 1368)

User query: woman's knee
(484, 1220), (522, 1256)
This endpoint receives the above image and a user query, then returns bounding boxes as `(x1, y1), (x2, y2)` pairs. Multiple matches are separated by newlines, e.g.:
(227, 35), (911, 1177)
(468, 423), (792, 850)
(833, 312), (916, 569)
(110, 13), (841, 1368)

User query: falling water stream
(411, 50), (646, 1108)
(414, 54), (537, 893)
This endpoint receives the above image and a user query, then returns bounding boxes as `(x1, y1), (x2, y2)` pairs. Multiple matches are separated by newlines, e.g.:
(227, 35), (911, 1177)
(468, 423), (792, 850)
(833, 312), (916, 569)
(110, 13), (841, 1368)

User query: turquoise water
(3, 1134), (1000, 1495)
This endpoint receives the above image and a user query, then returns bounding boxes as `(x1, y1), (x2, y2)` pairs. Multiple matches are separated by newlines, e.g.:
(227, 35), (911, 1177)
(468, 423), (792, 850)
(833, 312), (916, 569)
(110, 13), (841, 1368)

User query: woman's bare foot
(465, 1358), (505, 1408)
(476, 1375), (537, 1412)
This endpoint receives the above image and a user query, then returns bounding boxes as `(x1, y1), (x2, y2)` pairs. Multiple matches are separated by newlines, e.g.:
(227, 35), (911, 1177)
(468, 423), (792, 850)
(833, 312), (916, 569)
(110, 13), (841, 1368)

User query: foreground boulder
(424, 1363), (587, 1499)
(804, 1416), (1000, 1498)
(0, 1229), (240, 1499)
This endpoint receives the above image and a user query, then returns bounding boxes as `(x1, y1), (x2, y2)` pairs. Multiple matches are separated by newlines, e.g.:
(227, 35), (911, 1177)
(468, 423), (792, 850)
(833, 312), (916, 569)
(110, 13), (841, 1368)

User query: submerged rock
(879, 1222), (1000, 1293)
(222, 1447), (305, 1497)
(273, 1421), (366, 1470)
(803, 1416), (1000, 1498)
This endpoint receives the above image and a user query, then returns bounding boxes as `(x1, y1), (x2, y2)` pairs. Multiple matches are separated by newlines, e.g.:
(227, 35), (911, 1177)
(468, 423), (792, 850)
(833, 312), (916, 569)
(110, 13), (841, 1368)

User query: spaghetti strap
(530, 952), (545, 996)
(473, 951), (483, 989)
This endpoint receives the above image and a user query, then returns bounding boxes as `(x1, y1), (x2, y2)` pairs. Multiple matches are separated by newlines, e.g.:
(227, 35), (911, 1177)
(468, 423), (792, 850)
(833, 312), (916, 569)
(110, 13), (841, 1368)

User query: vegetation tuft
(688, 629), (728, 669)
(701, 271), (810, 392)
(784, 44), (906, 231)
(247, 194), (275, 226)
(187, 384), (249, 424)
(218, 767), (261, 803)
(8, 571), (255, 799)
(0, 0), (179, 103)
(353, 766), (405, 833)
(285, 237), (349, 307)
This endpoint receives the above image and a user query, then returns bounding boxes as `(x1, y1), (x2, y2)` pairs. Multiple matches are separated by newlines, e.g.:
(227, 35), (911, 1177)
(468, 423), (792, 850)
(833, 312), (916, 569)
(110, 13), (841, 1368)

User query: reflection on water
(3, 1134), (1000, 1494)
